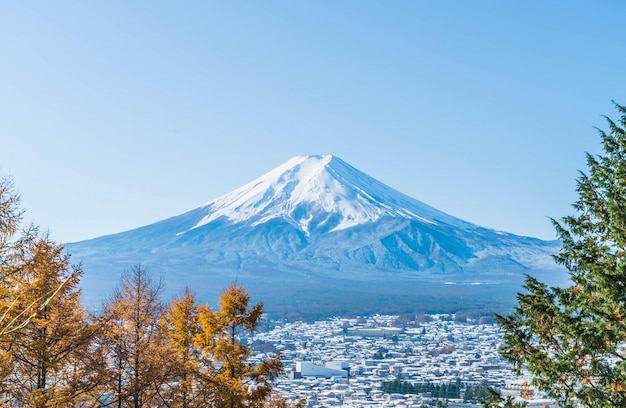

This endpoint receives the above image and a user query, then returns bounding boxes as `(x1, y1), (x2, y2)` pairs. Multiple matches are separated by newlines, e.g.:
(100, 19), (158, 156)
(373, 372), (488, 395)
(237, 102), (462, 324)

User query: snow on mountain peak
(186, 154), (455, 235)
(68, 154), (565, 314)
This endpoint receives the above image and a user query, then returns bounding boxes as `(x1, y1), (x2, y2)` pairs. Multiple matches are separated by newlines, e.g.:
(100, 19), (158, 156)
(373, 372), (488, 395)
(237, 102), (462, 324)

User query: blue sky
(1, 1), (624, 243)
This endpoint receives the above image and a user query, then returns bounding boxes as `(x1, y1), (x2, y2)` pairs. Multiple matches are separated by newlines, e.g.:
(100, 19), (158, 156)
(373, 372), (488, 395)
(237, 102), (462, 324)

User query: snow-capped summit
(187, 154), (453, 235)
(67, 154), (565, 317)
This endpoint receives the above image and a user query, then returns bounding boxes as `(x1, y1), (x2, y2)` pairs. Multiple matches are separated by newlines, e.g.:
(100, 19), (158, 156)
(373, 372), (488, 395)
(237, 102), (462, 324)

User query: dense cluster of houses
(250, 314), (559, 407)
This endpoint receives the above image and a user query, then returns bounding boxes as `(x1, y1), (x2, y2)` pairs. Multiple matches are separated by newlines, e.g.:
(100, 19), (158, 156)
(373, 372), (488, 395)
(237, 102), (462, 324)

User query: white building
(296, 361), (349, 378)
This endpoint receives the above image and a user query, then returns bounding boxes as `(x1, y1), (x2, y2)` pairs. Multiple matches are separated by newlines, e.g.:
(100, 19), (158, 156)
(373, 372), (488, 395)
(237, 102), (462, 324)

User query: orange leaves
(196, 304), (219, 349)
(611, 382), (626, 394)
(196, 284), (283, 407)
(218, 284), (251, 323)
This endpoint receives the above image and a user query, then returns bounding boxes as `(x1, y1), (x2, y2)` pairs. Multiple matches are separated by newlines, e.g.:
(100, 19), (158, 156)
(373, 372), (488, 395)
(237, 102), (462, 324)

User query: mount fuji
(67, 154), (565, 318)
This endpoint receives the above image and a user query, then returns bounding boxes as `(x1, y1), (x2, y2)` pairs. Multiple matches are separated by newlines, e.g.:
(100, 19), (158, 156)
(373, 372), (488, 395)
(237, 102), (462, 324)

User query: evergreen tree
(496, 103), (626, 407)
(196, 284), (283, 408)
(464, 385), (475, 402)
(480, 388), (527, 408)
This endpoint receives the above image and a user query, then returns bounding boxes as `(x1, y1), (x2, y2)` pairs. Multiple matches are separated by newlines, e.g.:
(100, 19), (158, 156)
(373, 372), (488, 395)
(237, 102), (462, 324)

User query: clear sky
(1, 1), (624, 243)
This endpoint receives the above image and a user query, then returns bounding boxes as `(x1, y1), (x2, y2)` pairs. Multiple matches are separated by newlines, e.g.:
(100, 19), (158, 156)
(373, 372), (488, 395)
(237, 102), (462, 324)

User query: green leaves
(496, 104), (626, 407)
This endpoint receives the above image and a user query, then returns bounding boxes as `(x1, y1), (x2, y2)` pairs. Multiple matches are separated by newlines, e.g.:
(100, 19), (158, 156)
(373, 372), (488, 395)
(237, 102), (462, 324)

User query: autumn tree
(196, 284), (283, 408)
(0, 176), (99, 406)
(159, 287), (208, 407)
(0, 231), (96, 407)
(0, 176), (21, 271)
(496, 103), (626, 407)
(95, 264), (173, 407)
(0, 177), (42, 341)
(0, 175), (24, 385)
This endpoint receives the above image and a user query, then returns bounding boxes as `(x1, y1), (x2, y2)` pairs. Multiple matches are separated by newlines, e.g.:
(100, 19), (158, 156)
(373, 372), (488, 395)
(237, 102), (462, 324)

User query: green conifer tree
(496, 103), (626, 407)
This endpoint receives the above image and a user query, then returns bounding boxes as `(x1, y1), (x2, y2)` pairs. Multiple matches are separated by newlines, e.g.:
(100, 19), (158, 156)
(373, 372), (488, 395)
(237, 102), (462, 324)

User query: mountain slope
(67, 154), (565, 317)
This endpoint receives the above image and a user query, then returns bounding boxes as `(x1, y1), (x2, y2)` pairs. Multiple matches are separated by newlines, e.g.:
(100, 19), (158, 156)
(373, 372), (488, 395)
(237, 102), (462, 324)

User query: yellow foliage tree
(196, 284), (283, 408)
(96, 264), (173, 408)
(0, 176), (98, 406)
(160, 288), (208, 407)
(0, 232), (95, 407)
(0, 176), (31, 341)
